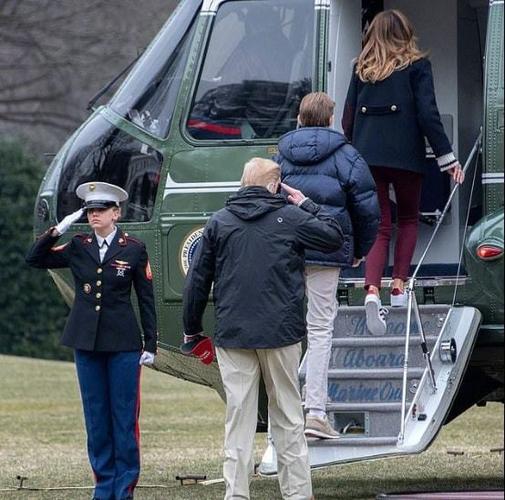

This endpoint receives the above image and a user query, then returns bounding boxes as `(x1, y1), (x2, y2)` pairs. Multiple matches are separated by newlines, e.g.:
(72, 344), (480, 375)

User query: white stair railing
(398, 131), (482, 444)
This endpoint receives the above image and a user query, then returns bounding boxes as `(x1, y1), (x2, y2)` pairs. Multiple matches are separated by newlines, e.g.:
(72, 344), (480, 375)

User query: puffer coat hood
(277, 127), (380, 267)
(278, 127), (347, 166)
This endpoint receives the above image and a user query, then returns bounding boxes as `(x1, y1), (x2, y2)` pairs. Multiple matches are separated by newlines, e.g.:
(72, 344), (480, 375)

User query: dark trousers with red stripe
(75, 350), (141, 500)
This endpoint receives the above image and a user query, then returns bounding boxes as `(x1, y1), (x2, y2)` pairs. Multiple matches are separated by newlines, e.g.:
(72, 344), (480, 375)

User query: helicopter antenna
(86, 51), (144, 111)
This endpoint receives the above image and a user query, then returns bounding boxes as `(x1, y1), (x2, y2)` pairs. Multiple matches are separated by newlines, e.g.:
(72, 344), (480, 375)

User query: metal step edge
(326, 368), (425, 379)
(324, 402), (402, 412)
(339, 277), (468, 288)
(336, 305), (451, 313)
(307, 436), (398, 447)
(331, 337), (439, 347)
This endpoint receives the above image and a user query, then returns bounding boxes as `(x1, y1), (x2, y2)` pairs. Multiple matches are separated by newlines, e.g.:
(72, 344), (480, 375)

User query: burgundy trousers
(365, 166), (424, 289)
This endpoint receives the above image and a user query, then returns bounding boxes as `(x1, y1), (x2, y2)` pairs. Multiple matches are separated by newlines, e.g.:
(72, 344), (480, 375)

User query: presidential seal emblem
(180, 227), (204, 276)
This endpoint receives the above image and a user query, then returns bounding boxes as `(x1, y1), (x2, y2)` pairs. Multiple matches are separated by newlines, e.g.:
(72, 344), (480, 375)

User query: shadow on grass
(313, 475), (505, 500)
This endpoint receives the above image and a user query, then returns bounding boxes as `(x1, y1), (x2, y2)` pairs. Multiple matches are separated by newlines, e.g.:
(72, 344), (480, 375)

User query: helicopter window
(109, 0), (201, 138)
(187, 0), (315, 141)
(57, 115), (163, 223)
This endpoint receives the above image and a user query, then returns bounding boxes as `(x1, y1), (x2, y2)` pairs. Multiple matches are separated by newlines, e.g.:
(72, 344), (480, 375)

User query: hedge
(0, 141), (71, 360)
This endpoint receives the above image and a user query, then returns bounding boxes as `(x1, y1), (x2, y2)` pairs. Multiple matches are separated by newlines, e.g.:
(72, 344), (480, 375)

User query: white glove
(139, 351), (155, 366)
(55, 208), (84, 235)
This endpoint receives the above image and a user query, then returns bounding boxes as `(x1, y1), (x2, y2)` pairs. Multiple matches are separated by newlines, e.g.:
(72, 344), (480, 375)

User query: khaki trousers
(304, 265), (340, 412)
(216, 343), (313, 500)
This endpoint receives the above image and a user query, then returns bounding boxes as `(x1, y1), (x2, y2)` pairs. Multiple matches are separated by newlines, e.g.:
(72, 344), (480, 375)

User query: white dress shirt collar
(96, 227), (117, 262)
(95, 227), (117, 248)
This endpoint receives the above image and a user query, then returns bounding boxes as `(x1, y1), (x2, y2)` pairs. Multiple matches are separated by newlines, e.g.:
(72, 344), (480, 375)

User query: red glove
(180, 333), (215, 365)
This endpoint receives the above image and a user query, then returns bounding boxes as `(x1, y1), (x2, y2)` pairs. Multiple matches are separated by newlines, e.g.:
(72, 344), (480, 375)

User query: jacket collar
(101, 228), (127, 265)
(95, 227), (117, 250)
(82, 227), (126, 264)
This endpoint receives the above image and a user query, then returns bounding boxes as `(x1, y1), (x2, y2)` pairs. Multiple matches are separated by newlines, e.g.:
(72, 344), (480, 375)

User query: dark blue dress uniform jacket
(26, 228), (158, 353)
(276, 127), (380, 267)
(342, 58), (455, 174)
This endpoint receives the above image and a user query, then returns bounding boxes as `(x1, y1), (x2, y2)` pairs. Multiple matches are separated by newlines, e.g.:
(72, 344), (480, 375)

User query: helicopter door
(329, 0), (488, 282)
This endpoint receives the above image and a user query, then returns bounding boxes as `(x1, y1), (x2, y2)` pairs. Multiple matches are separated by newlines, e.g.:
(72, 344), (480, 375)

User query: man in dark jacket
(183, 158), (343, 500)
(276, 92), (380, 439)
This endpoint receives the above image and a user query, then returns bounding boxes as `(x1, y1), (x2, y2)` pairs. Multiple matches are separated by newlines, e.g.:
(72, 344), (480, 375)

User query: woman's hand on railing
(447, 162), (465, 184)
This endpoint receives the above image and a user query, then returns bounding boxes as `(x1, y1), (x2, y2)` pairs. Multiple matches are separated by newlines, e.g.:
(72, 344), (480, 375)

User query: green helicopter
(33, 0), (503, 470)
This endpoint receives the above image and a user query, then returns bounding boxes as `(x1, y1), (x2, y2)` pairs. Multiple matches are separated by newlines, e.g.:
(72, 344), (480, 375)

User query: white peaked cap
(76, 182), (129, 208)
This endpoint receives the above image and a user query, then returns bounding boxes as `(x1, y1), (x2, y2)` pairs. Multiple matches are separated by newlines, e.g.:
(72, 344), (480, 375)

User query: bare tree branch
(0, 0), (176, 153)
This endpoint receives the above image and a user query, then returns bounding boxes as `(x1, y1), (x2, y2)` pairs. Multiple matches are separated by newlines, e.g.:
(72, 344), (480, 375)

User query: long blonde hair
(356, 10), (426, 83)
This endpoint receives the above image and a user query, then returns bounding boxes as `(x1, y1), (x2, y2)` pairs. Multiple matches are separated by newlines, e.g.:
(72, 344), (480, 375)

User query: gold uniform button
(96, 281), (102, 287)
(391, 105), (398, 112)
(96, 293), (102, 299)
(361, 106), (367, 113)
(97, 268), (103, 274)
(95, 305), (101, 312)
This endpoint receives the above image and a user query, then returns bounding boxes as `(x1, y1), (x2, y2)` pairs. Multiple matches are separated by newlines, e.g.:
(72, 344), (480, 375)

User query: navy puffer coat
(277, 127), (380, 267)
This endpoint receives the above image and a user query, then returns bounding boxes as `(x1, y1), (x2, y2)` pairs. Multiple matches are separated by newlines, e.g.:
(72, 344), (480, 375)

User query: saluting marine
(26, 182), (158, 500)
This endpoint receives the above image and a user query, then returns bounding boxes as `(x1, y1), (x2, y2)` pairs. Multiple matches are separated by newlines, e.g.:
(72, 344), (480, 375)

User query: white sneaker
(390, 288), (408, 307)
(365, 293), (388, 336)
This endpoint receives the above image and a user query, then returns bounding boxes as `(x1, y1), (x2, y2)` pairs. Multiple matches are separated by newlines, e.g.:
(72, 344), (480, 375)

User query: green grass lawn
(0, 354), (503, 499)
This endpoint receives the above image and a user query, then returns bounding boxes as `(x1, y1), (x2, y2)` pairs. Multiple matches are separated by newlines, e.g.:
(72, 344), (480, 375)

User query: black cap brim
(84, 200), (118, 210)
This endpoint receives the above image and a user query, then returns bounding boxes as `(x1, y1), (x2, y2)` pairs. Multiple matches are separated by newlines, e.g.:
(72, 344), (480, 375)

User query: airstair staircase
(259, 133), (484, 474)
(259, 303), (481, 473)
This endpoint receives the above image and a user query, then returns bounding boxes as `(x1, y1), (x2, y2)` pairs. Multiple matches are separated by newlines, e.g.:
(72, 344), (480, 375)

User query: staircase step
(327, 368), (425, 379)
(326, 344), (436, 371)
(325, 402), (402, 412)
(333, 305), (449, 339)
(338, 272), (468, 288)
(331, 337), (438, 347)
(307, 436), (398, 447)
(326, 379), (418, 405)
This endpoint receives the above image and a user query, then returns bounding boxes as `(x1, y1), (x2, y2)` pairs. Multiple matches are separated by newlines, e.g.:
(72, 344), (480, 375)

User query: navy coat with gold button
(26, 227), (158, 353)
(342, 58), (454, 174)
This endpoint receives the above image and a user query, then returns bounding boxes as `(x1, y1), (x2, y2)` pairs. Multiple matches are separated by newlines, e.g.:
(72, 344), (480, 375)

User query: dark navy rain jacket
(183, 187), (344, 349)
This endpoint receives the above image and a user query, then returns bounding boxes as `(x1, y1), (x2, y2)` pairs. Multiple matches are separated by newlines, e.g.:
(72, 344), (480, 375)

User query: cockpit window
(57, 115), (163, 222)
(187, 0), (315, 141)
(109, 0), (201, 138)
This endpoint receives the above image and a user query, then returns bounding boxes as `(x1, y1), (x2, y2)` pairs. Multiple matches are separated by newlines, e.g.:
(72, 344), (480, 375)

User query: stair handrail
(398, 131), (482, 444)
(410, 131), (482, 285)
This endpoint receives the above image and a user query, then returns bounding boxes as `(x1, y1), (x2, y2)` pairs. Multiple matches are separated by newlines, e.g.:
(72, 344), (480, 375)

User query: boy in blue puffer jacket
(276, 92), (380, 439)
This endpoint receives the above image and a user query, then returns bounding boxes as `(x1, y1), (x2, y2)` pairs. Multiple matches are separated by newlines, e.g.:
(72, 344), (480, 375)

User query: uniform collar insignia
(118, 230), (127, 246)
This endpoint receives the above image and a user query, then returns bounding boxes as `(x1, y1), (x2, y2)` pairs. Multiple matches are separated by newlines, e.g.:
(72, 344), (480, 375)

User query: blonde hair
(241, 158), (280, 188)
(299, 92), (335, 127)
(356, 10), (426, 83)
